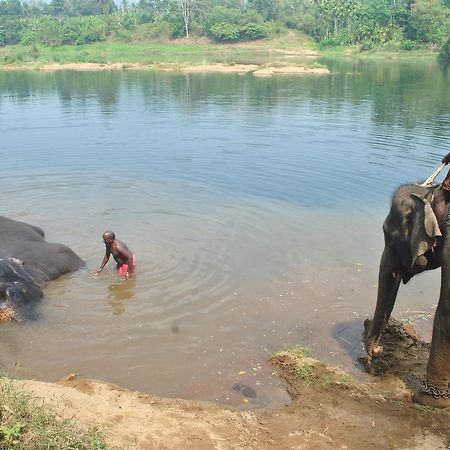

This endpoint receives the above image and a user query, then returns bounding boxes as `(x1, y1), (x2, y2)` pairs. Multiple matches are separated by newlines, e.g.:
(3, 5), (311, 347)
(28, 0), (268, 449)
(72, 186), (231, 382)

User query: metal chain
(420, 380), (450, 399)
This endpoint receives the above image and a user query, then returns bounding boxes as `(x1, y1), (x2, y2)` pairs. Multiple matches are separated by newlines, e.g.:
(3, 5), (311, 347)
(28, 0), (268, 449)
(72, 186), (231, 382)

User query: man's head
(102, 231), (115, 244)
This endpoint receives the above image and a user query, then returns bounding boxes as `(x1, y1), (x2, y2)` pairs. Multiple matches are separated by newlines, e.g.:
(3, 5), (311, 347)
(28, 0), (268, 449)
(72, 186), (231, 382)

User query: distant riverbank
(0, 34), (439, 72)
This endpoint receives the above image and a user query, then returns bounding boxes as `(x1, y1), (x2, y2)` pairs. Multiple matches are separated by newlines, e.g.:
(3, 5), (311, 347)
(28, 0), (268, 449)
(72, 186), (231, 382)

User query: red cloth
(118, 254), (136, 277)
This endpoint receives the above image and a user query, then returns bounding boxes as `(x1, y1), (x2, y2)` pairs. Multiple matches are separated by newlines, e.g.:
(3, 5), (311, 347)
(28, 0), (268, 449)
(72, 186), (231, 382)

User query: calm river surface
(0, 59), (449, 408)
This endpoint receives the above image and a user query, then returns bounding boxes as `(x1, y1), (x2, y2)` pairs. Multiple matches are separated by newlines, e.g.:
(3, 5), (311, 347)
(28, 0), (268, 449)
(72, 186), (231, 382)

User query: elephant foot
(413, 382), (450, 408)
(364, 338), (384, 359)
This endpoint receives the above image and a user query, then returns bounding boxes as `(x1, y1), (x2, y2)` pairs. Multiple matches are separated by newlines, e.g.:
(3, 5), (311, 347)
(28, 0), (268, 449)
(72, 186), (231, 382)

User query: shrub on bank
(19, 16), (109, 46)
(209, 22), (240, 41)
(438, 36), (450, 62)
(0, 376), (109, 450)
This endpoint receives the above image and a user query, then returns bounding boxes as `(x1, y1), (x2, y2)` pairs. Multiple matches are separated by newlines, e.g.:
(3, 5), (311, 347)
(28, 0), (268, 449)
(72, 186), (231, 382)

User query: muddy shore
(12, 320), (449, 449)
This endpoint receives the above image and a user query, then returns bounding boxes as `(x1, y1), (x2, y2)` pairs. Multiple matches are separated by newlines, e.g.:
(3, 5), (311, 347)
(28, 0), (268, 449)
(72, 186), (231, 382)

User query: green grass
(320, 45), (438, 60)
(0, 32), (438, 68)
(318, 373), (353, 389)
(0, 376), (110, 450)
(273, 346), (316, 383)
(0, 32), (320, 67)
(0, 42), (271, 66)
(273, 345), (355, 387)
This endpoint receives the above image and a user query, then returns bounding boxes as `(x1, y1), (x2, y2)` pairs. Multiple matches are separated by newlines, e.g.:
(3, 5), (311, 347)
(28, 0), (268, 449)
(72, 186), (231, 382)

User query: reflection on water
(0, 60), (449, 408)
(108, 279), (136, 316)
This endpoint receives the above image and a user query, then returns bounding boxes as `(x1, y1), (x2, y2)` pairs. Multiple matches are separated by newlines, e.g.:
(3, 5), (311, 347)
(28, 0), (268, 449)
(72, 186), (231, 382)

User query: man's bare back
(95, 231), (136, 278)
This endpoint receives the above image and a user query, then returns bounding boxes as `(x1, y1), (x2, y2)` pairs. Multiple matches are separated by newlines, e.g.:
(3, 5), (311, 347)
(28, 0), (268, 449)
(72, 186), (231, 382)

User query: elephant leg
(365, 246), (402, 358)
(414, 241), (450, 408)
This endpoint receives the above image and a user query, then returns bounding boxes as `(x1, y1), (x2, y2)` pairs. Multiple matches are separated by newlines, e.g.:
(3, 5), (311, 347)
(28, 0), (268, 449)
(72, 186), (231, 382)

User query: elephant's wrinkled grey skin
(0, 258), (43, 321)
(364, 184), (450, 408)
(0, 216), (84, 321)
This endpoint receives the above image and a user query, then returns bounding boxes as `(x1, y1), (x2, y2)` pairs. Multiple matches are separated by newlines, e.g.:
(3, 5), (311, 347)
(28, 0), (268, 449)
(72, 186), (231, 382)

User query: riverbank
(0, 61), (330, 75)
(3, 320), (449, 449)
(0, 32), (439, 72)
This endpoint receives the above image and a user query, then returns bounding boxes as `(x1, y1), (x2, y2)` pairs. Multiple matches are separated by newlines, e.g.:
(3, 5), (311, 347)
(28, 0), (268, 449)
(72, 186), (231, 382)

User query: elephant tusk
(420, 163), (446, 187)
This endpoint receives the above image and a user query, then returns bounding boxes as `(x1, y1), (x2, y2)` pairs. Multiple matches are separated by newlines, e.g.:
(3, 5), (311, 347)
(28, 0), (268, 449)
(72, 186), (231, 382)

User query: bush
(240, 22), (268, 40)
(62, 20), (81, 44)
(0, 15), (24, 45)
(209, 22), (240, 41)
(406, 0), (450, 45)
(0, 25), (5, 46)
(19, 16), (64, 46)
(204, 6), (242, 31)
(438, 36), (450, 62)
(399, 39), (418, 51)
(133, 20), (174, 40)
(169, 20), (185, 38)
(78, 16), (108, 44)
(266, 20), (287, 37)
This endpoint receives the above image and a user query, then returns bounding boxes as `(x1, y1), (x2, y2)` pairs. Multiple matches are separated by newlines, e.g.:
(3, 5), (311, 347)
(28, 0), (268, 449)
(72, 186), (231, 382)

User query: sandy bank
(1, 62), (330, 75)
(12, 321), (449, 450)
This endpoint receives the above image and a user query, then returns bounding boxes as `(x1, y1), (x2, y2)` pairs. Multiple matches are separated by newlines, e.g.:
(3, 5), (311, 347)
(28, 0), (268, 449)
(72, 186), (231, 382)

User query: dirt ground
(15, 319), (449, 450)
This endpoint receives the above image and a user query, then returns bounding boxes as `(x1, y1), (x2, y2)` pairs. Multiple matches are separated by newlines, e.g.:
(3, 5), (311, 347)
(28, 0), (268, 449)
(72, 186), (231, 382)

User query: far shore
(0, 33), (440, 77)
(0, 61), (331, 75)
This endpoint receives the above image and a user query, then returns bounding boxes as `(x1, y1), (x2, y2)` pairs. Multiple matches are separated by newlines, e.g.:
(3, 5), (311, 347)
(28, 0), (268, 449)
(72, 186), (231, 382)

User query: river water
(0, 59), (449, 408)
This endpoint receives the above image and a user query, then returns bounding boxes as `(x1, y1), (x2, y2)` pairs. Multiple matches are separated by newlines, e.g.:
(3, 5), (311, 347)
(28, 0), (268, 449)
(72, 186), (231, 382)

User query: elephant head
(364, 184), (450, 408)
(0, 258), (43, 322)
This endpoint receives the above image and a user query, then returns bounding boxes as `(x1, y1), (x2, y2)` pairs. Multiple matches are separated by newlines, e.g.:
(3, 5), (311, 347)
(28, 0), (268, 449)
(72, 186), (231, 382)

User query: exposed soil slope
(15, 320), (449, 449)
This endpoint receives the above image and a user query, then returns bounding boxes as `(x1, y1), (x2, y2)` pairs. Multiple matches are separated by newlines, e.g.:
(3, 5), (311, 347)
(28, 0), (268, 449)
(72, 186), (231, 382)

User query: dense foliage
(0, 0), (448, 51)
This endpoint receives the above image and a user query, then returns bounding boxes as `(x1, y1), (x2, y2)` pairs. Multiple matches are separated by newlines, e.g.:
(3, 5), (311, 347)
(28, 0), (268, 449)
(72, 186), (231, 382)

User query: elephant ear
(408, 194), (442, 267)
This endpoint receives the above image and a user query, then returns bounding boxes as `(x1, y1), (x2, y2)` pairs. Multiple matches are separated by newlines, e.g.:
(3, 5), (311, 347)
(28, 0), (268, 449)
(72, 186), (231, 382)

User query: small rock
(232, 382), (257, 398)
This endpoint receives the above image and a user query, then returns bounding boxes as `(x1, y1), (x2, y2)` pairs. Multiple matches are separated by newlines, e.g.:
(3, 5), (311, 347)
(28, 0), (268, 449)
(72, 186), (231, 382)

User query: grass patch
(281, 345), (312, 358)
(0, 376), (110, 450)
(318, 372), (353, 389)
(0, 33), (438, 69)
(413, 403), (438, 414)
(273, 346), (316, 383)
(320, 45), (437, 60)
(0, 32), (319, 67)
(272, 345), (354, 388)
(296, 361), (315, 383)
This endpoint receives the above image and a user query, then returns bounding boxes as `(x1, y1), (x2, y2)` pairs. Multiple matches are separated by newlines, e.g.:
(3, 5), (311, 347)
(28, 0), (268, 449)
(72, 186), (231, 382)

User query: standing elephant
(0, 216), (84, 321)
(364, 183), (450, 408)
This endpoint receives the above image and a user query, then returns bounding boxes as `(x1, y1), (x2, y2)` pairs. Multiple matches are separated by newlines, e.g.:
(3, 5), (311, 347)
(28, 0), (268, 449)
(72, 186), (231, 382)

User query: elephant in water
(0, 258), (43, 321)
(0, 216), (84, 321)
(364, 184), (450, 408)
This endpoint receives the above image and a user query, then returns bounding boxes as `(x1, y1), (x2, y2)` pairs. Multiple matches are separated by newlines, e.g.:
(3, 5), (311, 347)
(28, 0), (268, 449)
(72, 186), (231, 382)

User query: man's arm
(95, 249), (111, 275)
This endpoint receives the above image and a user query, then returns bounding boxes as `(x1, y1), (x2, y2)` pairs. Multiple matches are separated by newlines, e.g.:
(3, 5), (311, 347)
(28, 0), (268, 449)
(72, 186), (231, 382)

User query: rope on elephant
(420, 162), (446, 187)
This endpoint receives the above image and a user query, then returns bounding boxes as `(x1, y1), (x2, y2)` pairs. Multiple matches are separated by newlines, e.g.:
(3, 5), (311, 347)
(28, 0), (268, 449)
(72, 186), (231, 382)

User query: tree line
(0, 0), (448, 56)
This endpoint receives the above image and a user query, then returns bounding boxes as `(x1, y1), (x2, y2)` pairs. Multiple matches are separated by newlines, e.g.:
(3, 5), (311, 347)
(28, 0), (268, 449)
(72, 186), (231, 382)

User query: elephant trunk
(365, 246), (402, 358)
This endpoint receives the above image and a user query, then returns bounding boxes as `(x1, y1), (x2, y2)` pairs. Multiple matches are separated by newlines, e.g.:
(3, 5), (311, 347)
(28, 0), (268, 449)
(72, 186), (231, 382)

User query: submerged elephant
(0, 258), (43, 321)
(364, 183), (450, 408)
(0, 216), (84, 321)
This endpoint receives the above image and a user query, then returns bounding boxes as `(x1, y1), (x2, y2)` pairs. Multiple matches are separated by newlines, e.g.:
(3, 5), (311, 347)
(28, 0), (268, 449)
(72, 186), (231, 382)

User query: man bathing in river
(95, 231), (136, 279)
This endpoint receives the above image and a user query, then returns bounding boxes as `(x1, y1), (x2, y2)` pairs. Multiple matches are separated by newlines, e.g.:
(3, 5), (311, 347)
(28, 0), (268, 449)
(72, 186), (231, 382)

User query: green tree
(180, 0), (197, 37)
(406, 0), (449, 45)
(0, 0), (23, 16)
(438, 35), (450, 61)
(0, 24), (5, 44)
(247, 0), (280, 21)
(50, 0), (65, 16)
